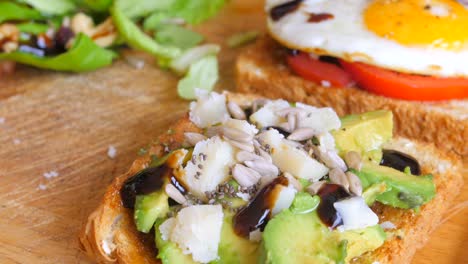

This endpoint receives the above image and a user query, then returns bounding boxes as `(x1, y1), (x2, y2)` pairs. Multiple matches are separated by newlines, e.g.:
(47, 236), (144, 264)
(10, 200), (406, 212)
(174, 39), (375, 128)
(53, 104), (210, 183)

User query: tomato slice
(340, 60), (468, 101)
(286, 52), (354, 87)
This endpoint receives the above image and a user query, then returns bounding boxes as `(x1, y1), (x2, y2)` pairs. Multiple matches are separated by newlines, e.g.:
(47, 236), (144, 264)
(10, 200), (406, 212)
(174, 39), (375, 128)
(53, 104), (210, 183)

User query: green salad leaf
(19, 0), (76, 15)
(143, 12), (171, 31)
(227, 31), (259, 48)
(17, 22), (49, 34)
(170, 0), (227, 24)
(155, 25), (203, 50)
(0, 2), (43, 23)
(115, 0), (175, 19)
(0, 33), (117, 72)
(110, 3), (181, 60)
(74, 0), (113, 12)
(177, 54), (218, 99)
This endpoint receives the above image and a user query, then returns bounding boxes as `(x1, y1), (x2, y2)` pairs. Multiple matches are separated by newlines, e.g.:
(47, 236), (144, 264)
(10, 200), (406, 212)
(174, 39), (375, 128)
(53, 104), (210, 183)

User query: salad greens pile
(0, 0), (228, 99)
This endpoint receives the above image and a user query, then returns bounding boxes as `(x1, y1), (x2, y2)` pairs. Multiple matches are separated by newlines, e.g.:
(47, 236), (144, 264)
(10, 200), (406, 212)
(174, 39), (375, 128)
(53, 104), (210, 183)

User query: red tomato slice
(286, 52), (354, 88)
(340, 60), (468, 101)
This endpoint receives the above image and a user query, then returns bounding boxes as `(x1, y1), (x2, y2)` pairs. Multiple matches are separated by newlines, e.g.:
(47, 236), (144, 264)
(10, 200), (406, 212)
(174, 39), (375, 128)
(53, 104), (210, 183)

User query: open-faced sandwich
(236, 0), (468, 158)
(80, 91), (463, 264)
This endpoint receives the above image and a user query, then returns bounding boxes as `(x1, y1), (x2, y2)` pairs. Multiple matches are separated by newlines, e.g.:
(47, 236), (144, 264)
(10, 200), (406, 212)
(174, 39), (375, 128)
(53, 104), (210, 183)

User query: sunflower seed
(253, 140), (273, 162)
(306, 180), (326, 195)
(232, 164), (262, 187)
(184, 132), (207, 146)
(165, 184), (187, 205)
(329, 168), (349, 192)
(221, 126), (253, 143)
(227, 101), (246, 120)
(314, 145), (347, 171)
(287, 113), (296, 131)
(276, 107), (305, 117)
(288, 127), (317, 141)
(344, 151), (362, 171)
(252, 99), (269, 113)
(346, 171), (362, 196)
(277, 122), (292, 132)
(244, 159), (279, 177)
(284, 172), (301, 191)
(225, 138), (255, 152)
(236, 151), (265, 163)
(295, 111), (306, 129)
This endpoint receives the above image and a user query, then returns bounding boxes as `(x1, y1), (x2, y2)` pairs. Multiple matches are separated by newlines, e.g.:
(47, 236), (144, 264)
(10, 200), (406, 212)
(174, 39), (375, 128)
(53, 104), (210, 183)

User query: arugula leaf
(155, 25), (204, 50)
(0, 2), (43, 23)
(17, 22), (49, 34)
(19, 0), (76, 15)
(143, 12), (171, 31)
(177, 55), (218, 100)
(74, 0), (113, 12)
(0, 33), (117, 72)
(110, 4), (181, 60)
(170, 0), (227, 24)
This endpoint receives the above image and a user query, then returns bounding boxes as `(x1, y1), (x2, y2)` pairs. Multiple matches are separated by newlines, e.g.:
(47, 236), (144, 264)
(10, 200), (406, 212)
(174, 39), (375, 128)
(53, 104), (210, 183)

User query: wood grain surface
(0, 1), (466, 263)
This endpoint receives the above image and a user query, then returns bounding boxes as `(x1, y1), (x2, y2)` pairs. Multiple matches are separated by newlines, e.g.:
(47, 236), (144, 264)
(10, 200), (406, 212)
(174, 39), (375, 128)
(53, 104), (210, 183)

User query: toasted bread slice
(79, 93), (463, 264)
(236, 37), (468, 160)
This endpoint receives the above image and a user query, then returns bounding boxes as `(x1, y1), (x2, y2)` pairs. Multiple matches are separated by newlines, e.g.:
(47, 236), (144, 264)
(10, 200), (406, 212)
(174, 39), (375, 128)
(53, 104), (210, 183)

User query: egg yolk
(364, 0), (468, 50)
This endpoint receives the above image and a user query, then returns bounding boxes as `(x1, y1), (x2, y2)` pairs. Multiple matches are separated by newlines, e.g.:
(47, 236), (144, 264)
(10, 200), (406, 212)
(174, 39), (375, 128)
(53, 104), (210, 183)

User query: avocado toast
(80, 92), (463, 264)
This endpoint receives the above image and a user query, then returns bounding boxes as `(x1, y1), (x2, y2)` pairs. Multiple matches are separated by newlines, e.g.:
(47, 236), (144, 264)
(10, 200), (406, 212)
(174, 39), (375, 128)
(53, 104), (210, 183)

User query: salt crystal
(320, 80), (331, 87)
(13, 139), (21, 145)
(38, 184), (47, 190)
(0, 117), (5, 124)
(380, 221), (396, 230)
(107, 145), (117, 159)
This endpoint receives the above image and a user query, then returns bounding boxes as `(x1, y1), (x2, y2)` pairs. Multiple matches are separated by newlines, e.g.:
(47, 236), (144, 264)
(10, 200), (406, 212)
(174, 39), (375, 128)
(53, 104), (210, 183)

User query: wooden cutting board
(0, 1), (465, 263)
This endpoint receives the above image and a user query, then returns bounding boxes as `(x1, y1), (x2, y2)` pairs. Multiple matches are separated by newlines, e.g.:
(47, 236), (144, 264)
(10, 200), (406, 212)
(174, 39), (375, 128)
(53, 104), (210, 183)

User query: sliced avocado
(213, 213), (259, 264)
(353, 162), (436, 209)
(362, 182), (388, 205)
(155, 213), (259, 264)
(290, 192), (320, 214)
(262, 209), (347, 264)
(339, 225), (386, 263)
(134, 190), (169, 233)
(155, 219), (199, 264)
(332, 110), (393, 162)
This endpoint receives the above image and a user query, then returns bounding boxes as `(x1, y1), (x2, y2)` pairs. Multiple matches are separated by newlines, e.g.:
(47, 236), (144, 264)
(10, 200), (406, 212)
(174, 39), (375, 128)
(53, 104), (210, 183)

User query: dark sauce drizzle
(233, 176), (289, 237)
(18, 26), (74, 57)
(270, 0), (304, 21)
(308, 13), (334, 23)
(380, 149), (421, 175)
(316, 184), (350, 228)
(120, 166), (167, 209)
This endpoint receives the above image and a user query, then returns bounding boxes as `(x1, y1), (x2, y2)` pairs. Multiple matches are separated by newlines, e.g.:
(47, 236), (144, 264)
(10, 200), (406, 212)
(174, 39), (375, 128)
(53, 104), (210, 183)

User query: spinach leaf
(110, 3), (180, 60)
(115, 0), (176, 19)
(0, 33), (116, 72)
(75, 0), (113, 12)
(0, 2), (43, 23)
(17, 22), (49, 34)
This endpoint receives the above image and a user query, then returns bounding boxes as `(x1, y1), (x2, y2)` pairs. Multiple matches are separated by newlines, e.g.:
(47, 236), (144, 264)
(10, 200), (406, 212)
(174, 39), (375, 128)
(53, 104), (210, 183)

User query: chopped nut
(0, 24), (19, 53)
(71, 13), (116, 47)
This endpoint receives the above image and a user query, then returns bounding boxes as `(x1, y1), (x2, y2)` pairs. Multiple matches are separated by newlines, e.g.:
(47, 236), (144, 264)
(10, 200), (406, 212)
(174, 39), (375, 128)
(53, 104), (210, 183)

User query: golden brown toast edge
(235, 36), (468, 160)
(79, 92), (464, 264)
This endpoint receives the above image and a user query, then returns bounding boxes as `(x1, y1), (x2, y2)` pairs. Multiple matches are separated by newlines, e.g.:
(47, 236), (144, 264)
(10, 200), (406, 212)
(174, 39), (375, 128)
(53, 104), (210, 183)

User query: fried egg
(267, 0), (468, 77)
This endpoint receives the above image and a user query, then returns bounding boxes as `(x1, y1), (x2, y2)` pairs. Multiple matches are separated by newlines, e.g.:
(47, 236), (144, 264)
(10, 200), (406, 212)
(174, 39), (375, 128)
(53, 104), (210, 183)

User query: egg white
(267, 0), (468, 77)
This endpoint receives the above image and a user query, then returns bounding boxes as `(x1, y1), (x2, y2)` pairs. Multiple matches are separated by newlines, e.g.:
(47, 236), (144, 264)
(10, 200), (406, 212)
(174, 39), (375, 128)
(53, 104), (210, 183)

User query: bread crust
(236, 36), (468, 160)
(80, 92), (464, 264)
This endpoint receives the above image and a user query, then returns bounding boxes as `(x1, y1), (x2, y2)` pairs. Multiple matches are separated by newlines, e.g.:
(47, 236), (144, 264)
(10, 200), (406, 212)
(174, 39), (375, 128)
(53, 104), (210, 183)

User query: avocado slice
(339, 225), (386, 263)
(332, 110), (393, 162)
(353, 162), (436, 209)
(134, 190), (170, 233)
(262, 209), (347, 264)
(155, 213), (259, 264)
(212, 213), (259, 264)
(155, 218), (199, 264)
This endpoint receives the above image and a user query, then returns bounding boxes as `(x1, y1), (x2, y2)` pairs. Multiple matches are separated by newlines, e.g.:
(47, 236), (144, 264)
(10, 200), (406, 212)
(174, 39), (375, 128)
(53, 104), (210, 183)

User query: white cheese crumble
(107, 145), (117, 159)
(189, 91), (229, 128)
(334, 196), (379, 231)
(43, 171), (59, 179)
(249, 99), (289, 128)
(160, 205), (224, 263)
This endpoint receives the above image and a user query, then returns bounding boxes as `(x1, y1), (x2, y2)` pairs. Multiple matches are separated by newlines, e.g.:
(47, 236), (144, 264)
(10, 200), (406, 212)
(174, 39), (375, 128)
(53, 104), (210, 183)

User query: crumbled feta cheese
(295, 103), (341, 134)
(107, 145), (117, 159)
(43, 171), (59, 179)
(317, 132), (336, 150)
(182, 136), (235, 199)
(249, 99), (289, 128)
(334, 196), (379, 231)
(189, 92), (229, 128)
(271, 185), (296, 216)
(224, 118), (259, 137)
(236, 192), (250, 201)
(161, 205), (224, 263)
